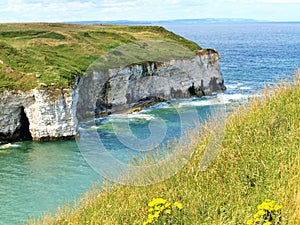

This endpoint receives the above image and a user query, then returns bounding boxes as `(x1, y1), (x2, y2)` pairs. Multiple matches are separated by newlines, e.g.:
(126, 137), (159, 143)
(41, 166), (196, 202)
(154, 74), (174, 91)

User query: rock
(0, 89), (78, 141)
(77, 49), (225, 119)
(0, 49), (225, 141)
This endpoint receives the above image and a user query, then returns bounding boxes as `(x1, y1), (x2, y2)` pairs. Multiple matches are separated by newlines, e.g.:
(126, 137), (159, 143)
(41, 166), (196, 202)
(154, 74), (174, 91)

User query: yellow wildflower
(148, 198), (166, 207)
(154, 198), (167, 205)
(154, 211), (160, 218)
(254, 217), (260, 223)
(148, 214), (154, 220)
(254, 209), (266, 218)
(148, 201), (155, 207)
(263, 222), (272, 225)
(147, 218), (153, 224)
(174, 202), (183, 209)
(246, 219), (253, 225)
(165, 209), (171, 214)
(274, 205), (283, 211)
(154, 206), (160, 211)
(148, 208), (154, 213)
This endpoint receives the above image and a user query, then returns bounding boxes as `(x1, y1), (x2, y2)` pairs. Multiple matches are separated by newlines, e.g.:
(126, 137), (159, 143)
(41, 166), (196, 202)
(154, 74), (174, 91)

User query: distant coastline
(66, 18), (300, 25)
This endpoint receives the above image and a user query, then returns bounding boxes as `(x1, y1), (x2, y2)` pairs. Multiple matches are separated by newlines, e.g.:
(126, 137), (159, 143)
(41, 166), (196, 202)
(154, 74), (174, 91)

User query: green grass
(29, 70), (300, 224)
(0, 23), (201, 92)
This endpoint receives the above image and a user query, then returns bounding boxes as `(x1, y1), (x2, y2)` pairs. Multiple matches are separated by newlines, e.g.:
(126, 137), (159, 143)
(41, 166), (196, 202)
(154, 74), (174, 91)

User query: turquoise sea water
(0, 22), (299, 224)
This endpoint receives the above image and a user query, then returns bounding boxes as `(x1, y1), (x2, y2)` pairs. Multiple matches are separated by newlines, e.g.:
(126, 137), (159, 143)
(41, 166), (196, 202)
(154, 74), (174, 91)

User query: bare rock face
(77, 49), (225, 118)
(0, 89), (78, 141)
(0, 49), (225, 141)
(0, 91), (34, 141)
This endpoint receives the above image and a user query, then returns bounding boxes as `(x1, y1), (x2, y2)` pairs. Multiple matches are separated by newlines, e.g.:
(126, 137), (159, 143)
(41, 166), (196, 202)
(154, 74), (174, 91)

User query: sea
(0, 22), (299, 225)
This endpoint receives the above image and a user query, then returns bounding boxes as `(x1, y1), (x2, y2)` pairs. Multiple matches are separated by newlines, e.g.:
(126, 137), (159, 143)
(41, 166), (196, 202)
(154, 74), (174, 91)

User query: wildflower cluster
(143, 198), (183, 225)
(247, 199), (283, 225)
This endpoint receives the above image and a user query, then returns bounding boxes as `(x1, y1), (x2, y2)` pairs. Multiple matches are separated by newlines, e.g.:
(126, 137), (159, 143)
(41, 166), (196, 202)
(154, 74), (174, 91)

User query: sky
(0, 0), (299, 23)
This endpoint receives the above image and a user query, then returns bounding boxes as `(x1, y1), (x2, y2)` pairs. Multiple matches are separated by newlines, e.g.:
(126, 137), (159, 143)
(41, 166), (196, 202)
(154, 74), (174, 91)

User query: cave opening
(18, 106), (32, 141)
(188, 82), (197, 96)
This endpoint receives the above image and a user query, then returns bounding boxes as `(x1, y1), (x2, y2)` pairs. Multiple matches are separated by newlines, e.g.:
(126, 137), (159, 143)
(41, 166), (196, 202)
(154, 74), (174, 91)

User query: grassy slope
(30, 72), (300, 224)
(0, 23), (201, 92)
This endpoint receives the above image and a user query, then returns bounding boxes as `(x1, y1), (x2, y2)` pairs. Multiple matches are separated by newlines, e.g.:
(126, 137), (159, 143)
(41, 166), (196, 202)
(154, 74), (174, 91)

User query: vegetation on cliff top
(30, 71), (300, 224)
(0, 23), (201, 92)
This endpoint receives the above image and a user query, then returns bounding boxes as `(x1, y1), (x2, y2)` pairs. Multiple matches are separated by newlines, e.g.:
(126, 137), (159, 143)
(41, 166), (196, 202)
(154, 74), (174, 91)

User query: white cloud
(0, 0), (299, 22)
(100, 1), (138, 7)
(100, 0), (140, 12)
(1, 0), (96, 13)
(46, 1), (96, 12)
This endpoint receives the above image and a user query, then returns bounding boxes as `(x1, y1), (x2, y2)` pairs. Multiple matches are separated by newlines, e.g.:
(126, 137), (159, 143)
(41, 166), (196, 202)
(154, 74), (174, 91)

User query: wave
(221, 93), (251, 102)
(0, 143), (21, 149)
(226, 82), (243, 89)
(240, 86), (252, 90)
(226, 84), (239, 89)
(140, 102), (171, 112)
(85, 93), (251, 129)
(108, 113), (155, 121)
(177, 93), (251, 108)
(226, 82), (252, 91)
(178, 97), (223, 107)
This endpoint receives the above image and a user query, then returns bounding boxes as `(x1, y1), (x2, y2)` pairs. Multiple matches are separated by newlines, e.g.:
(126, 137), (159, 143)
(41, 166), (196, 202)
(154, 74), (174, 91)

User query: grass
(29, 70), (300, 224)
(0, 23), (201, 92)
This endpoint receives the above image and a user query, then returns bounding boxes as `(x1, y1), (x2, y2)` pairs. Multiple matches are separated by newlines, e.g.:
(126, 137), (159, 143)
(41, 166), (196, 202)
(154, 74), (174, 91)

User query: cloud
(100, 0), (140, 12)
(0, 0), (299, 22)
(100, 0), (138, 7)
(1, 0), (96, 13)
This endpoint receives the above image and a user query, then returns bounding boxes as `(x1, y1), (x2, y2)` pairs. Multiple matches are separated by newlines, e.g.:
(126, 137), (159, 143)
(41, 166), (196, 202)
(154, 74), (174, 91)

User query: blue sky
(0, 0), (299, 22)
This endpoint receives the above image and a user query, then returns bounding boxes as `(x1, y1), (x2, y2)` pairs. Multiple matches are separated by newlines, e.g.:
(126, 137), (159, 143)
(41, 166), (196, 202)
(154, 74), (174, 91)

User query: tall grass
(29, 70), (300, 224)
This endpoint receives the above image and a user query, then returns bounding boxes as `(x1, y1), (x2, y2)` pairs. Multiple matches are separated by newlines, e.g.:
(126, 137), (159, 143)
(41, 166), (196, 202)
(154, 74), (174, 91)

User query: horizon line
(1, 18), (300, 24)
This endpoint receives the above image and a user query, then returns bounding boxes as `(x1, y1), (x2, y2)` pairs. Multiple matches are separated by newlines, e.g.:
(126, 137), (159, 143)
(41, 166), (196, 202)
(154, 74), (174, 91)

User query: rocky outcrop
(0, 89), (78, 141)
(77, 49), (225, 118)
(0, 49), (225, 141)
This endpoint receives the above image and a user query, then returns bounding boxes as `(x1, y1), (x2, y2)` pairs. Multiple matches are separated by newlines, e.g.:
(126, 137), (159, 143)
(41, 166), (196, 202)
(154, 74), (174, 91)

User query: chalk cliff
(0, 49), (225, 141)
(0, 89), (78, 141)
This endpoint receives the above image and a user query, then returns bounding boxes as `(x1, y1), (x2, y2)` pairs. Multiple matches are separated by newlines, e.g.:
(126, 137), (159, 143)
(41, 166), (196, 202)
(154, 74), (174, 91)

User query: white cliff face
(0, 49), (225, 141)
(77, 49), (225, 118)
(0, 91), (34, 140)
(0, 89), (78, 141)
(26, 89), (78, 140)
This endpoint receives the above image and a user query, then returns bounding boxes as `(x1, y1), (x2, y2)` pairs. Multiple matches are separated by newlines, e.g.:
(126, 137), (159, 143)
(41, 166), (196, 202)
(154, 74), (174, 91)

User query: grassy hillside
(0, 23), (201, 92)
(30, 71), (300, 224)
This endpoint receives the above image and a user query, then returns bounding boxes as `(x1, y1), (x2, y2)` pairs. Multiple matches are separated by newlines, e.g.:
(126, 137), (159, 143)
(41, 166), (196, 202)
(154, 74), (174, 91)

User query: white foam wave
(226, 84), (239, 89)
(178, 96), (224, 107)
(140, 102), (171, 112)
(178, 93), (251, 108)
(221, 93), (251, 102)
(240, 86), (252, 90)
(0, 143), (20, 149)
(109, 113), (155, 121)
(226, 83), (251, 90)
